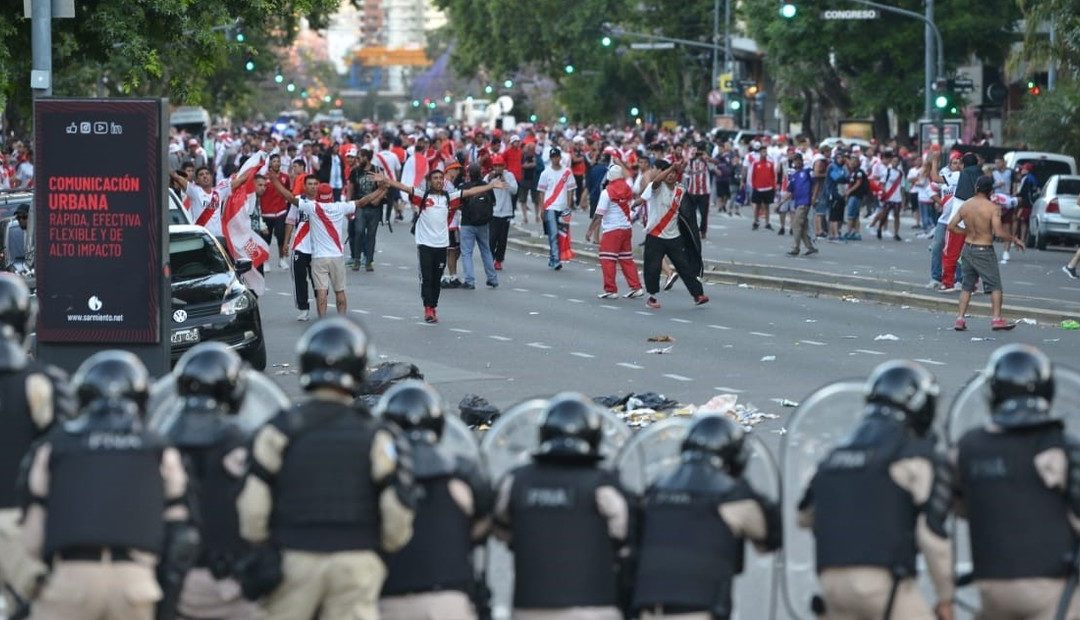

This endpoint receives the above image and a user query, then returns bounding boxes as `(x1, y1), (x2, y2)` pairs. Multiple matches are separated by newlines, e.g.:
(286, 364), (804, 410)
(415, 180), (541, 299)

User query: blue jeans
(845, 196), (862, 221)
(459, 224), (497, 285)
(919, 202), (935, 231)
(543, 209), (560, 267)
(355, 207), (380, 265)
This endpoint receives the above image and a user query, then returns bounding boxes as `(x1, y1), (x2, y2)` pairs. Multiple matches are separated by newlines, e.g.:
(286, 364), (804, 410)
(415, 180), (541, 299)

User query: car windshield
(1056, 178), (1080, 196)
(170, 234), (231, 281)
(1020, 160), (1074, 185)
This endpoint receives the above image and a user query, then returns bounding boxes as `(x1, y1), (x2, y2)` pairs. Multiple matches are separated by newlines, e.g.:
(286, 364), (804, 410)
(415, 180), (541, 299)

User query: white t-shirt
(187, 181), (233, 236)
(594, 187), (633, 232)
(15, 161), (33, 188)
(298, 198), (354, 258)
(285, 204), (312, 254)
(937, 170), (961, 225)
(640, 182), (681, 240)
(537, 167), (576, 211)
(992, 168), (1012, 193)
(409, 187), (462, 248)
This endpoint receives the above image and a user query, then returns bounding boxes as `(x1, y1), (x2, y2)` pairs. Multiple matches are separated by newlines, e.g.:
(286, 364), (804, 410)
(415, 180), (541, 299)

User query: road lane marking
(351, 309), (370, 315)
(489, 335), (512, 341)
(526, 342), (552, 349)
(800, 340), (827, 346)
(636, 311), (654, 316)
(513, 288), (530, 292)
(854, 349), (886, 355)
(714, 386), (745, 393)
(600, 304), (620, 310)
(567, 298), (584, 303)
(541, 293), (558, 299)
(664, 373), (692, 382)
(915, 358), (947, 366)
(449, 328), (472, 334)
(671, 318), (692, 324)
(276, 292), (290, 297)
(709, 324), (732, 330)
(616, 362), (644, 370)
(569, 352), (595, 358)
(381, 315), (403, 321)
(750, 331), (775, 337)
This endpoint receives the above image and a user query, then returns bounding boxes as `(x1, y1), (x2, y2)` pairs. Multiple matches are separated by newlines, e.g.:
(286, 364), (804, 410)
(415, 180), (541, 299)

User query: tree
(744, 0), (1021, 139)
(1, 0), (341, 135)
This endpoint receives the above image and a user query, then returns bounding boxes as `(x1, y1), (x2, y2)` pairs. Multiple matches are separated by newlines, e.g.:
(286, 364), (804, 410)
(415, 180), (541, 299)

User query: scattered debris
(760, 355), (776, 362)
(647, 335), (674, 342)
(459, 394), (500, 427)
(805, 319), (817, 323)
(361, 362), (423, 395)
(646, 346), (674, 354)
(1045, 338), (1062, 343)
(738, 283), (751, 288)
(971, 337), (997, 342)
(842, 296), (861, 303)
(1018, 318), (1037, 325)
(874, 334), (900, 341)
(770, 398), (799, 408)
(1063, 320), (1080, 330)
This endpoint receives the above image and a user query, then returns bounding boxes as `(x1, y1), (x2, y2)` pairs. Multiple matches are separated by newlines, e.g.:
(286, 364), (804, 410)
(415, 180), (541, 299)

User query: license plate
(171, 328), (200, 345)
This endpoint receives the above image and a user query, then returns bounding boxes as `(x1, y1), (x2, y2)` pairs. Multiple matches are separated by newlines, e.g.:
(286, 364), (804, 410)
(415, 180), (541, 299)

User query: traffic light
(235, 31), (245, 43)
(443, 95), (452, 103)
(780, 2), (797, 18)
(412, 100), (420, 108)
(529, 114), (538, 122)
(629, 106), (640, 117)
(274, 74), (284, 84)
(559, 115), (568, 123)
(244, 57), (255, 71)
(564, 64), (575, 75)
(484, 85), (494, 94)
(300, 90), (308, 98)
(324, 95), (332, 103)
(1027, 80), (1042, 96)
(934, 94), (949, 109)
(286, 83), (296, 93)
(503, 79), (514, 88)
(601, 36), (612, 47)
(729, 98), (742, 111)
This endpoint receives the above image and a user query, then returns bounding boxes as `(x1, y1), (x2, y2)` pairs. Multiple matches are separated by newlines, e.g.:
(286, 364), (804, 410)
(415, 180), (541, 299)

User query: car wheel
(1035, 221), (1048, 251)
(246, 339), (267, 371)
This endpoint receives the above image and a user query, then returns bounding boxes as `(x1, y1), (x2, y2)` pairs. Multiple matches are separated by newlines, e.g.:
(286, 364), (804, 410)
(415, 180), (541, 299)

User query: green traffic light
(504, 79), (514, 88)
(412, 100), (420, 108)
(730, 100), (741, 111)
(444, 96), (452, 103)
(236, 33), (245, 43)
(601, 36), (612, 47)
(301, 90), (308, 98)
(559, 115), (567, 123)
(935, 95), (948, 109)
(529, 114), (538, 122)
(274, 74), (284, 84)
(286, 83), (295, 93)
(564, 65), (575, 75)
(484, 85), (494, 94)
(780, 3), (797, 18)
(629, 107), (640, 117)
(245, 61), (255, 71)
(324, 95), (332, 103)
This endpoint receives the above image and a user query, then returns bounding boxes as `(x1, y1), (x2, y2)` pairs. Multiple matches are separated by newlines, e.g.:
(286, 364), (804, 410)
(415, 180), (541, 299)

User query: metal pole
(709, 0), (719, 122)
(1048, 20), (1057, 92)
(31, 0), (52, 96)
(924, 0), (933, 118)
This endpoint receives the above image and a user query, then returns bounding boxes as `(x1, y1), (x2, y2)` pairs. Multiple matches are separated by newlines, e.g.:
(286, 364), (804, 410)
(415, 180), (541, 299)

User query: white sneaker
(279, 257), (289, 270)
(1000, 250), (1010, 264)
(926, 280), (941, 289)
(597, 292), (618, 299)
(297, 309), (310, 322)
(624, 289), (644, 298)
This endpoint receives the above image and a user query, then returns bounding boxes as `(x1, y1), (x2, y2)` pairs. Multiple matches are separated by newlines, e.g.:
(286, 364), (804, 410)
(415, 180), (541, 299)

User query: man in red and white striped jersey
(682, 142), (711, 240)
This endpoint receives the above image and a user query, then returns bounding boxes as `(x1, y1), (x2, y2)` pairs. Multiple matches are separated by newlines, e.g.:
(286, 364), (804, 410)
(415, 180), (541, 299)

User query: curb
(506, 234), (1078, 326)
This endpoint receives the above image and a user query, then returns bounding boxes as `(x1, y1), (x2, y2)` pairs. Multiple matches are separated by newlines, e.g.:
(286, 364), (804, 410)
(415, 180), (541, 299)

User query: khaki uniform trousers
(380, 590), (476, 620)
(30, 559), (161, 620)
(180, 568), (264, 619)
(976, 578), (1079, 620)
(261, 550), (385, 620)
(511, 607), (623, 620)
(819, 568), (934, 620)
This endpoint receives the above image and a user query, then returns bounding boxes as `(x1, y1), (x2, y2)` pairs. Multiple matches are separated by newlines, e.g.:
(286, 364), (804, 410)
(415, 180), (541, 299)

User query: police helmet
(681, 414), (749, 476)
(986, 344), (1055, 429)
(535, 392), (603, 461)
(374, 380), (444, 441)
(0, 273), (33, 341)
(297, 317), (369, 395)
(865, 360), (939, 436)
(73, 350), (150, 414)
(175, 342), (247, 412)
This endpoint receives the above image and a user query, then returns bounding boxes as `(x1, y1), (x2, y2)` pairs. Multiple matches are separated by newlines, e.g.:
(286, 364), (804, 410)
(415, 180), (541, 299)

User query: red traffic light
(1029, 85), (1041, 96)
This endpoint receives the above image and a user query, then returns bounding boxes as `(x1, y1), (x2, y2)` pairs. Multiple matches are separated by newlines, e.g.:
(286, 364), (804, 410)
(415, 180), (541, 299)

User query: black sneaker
(449, 278), (462, 288)
(486, 280), (498, 288)
(764, 223), (774, 231)
(778, 227), (785, 236)
(1064, 265), (1079, 279)
(752, 221), (760, 230)
(876, 228), (883, 240)
(894, 234), (902, 242)
(461, 282), (475, 290)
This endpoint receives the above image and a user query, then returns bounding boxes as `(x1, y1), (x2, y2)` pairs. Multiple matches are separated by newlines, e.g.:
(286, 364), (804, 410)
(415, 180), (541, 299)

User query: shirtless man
(948, 175), (1024, 331)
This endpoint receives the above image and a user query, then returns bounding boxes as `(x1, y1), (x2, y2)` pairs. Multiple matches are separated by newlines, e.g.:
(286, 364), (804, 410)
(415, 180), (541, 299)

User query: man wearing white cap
(185, 138), (207, 169)
(585, 162), (643, 299)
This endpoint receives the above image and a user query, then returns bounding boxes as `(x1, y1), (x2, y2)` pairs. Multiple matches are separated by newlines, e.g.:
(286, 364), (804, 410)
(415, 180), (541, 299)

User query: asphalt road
(253, 220), (1076, 620)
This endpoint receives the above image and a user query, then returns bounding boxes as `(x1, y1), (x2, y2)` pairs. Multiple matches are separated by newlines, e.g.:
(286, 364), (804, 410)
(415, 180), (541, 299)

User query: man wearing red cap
(586, 162), (643, 299)
(269, 177), (386, 317)
(487, 155), (518, 271)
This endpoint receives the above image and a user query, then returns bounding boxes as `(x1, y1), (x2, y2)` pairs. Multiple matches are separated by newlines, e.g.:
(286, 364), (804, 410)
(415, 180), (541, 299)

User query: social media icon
(88, 296), (103, 312)
(80, 122), (92, 134)
(110, 123), (123, 135)
(93, 122), (108, 134)
(66, 123), (78, 135)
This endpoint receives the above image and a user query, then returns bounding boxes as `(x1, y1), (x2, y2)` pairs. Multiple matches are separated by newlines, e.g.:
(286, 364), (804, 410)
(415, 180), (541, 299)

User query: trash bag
(360, 362), (423, 395)
(631, 392), (679, 411)
(593, 393), (632, 409)
(459, 393), (500, 427)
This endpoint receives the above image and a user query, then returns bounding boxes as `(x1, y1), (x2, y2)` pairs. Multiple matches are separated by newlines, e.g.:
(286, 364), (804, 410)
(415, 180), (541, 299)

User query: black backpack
(460, 183), (494, 226)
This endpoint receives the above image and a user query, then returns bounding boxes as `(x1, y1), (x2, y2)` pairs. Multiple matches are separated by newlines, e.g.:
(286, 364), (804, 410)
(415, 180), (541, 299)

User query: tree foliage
(744, 0), (1021, 138)
(1, 0), (341, 134)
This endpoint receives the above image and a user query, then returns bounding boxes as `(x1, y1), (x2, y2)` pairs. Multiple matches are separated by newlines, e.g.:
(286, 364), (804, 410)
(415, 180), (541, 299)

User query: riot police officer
(493, 392), (630, 620)
(162, 343), (265, 620)
(632, 414), (781, 620)
(376, 380), (492, 620)
(954, 344), (1080, 618)
(798, 360), (954, 620)
(237, 317), (416, 620)
(21, 350), (190, 620)
(0, 274), (73, 608)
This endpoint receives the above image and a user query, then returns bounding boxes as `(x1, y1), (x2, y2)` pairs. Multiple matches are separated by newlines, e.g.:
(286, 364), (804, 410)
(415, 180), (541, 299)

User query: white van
(1004, 151), (1077, 190)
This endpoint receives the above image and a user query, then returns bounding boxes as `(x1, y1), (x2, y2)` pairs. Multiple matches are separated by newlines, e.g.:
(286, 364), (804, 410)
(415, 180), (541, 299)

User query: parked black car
(169, 225), (266, 369)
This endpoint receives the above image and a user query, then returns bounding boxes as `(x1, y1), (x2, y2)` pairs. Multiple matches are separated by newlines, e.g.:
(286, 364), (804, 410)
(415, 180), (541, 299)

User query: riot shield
(480, 398), (632, 620)
(614, 415), (781, 620)
(945, 365), (1080, 618)
(147, 369), (290, 436)
(780, 380), (866, 620)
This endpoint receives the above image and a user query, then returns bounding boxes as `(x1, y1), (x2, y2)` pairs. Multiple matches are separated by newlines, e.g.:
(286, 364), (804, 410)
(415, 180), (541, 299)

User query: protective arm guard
(1065, 439), (1080, 521)
(456, 458), (494, 524)
(156, 521), (201, 620)
(754, 493), (783, 553)
(922, 451), (953, 539)
(381, 424), (420, 511)
(43, 364), (76, 424)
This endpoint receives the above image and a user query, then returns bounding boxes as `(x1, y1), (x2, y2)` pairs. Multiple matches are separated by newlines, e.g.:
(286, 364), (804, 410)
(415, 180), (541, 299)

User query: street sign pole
(31, 0), (52, 96)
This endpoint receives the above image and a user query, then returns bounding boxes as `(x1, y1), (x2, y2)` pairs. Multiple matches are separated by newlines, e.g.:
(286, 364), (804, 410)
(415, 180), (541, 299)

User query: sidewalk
(507, 208), (1080, 324)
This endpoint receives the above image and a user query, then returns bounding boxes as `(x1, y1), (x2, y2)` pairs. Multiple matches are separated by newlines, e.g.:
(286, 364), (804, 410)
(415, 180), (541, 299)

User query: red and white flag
(221, 152), (271, 295)
(400, 149), (430, 188)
